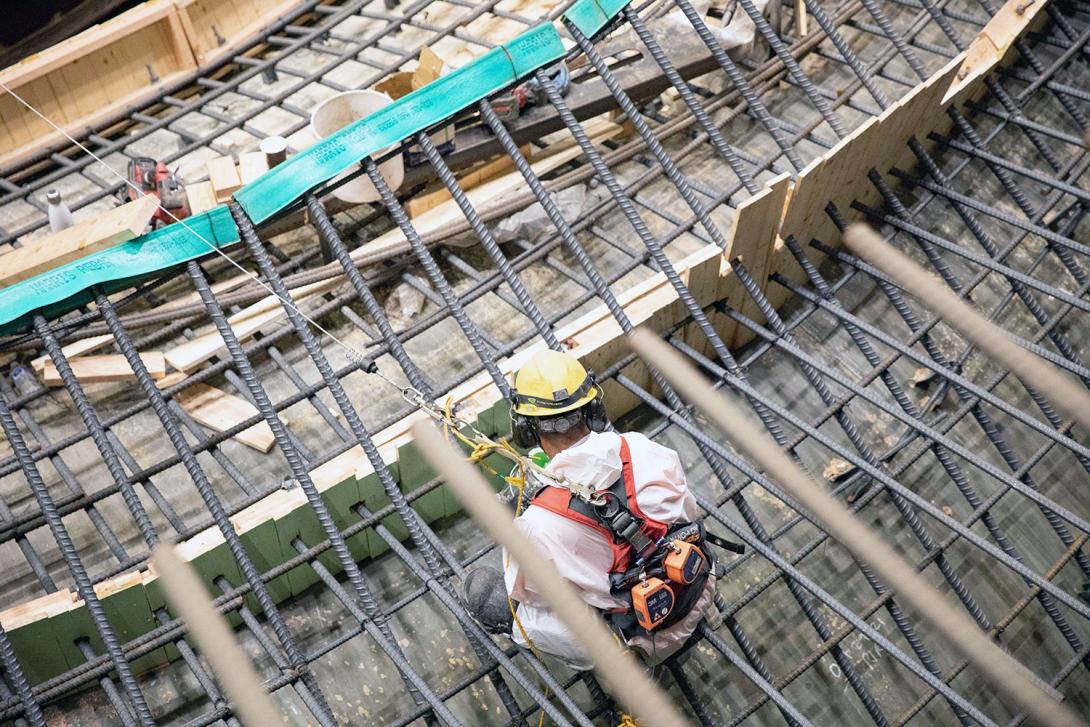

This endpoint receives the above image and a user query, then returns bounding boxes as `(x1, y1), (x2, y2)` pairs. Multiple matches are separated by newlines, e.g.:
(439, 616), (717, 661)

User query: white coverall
(503, 430), (715, 669)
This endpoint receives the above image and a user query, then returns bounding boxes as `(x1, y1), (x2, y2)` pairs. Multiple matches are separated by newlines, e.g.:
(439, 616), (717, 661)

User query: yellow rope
(616, 714), (642, 727)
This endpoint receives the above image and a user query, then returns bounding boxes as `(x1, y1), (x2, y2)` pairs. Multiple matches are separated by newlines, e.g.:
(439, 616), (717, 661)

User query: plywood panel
(0, 1), (194, 169)
(41, 353), (166, 386)
(722, 173), (792, 347)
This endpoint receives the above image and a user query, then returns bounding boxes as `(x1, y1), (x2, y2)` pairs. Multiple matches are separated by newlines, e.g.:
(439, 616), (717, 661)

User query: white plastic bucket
(309, 90), (404, 204)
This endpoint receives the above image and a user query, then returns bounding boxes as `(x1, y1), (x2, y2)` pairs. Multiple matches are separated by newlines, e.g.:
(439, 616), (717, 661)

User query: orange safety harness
(530, 437), (712, 635)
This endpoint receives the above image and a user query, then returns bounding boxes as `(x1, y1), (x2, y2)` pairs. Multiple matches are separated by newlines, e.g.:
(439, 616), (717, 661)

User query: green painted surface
(563, 0), (631, 36)
(6, 619), (67, 686)
(238, 517), (293, 613)
(99, 582), (169, 673)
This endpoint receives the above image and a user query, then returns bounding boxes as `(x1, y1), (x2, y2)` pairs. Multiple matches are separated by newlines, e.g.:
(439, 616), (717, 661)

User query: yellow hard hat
(511, 350), (600, 417)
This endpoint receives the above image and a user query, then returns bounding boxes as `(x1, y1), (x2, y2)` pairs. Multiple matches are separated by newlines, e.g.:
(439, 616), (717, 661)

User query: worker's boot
(462, 566), (513, 635)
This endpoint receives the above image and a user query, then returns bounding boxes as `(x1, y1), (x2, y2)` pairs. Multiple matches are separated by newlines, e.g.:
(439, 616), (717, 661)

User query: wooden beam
(31, 333), (114, 372)
(0, 196), (157, 288)
(206, 156), (242, 203)
(175, 382), (278, 452)
(40, 352), (166, 386)
(237, 151), (269, 185)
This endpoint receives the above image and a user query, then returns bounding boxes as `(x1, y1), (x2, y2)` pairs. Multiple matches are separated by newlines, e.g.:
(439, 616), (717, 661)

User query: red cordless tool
(127, 157), (191, 227)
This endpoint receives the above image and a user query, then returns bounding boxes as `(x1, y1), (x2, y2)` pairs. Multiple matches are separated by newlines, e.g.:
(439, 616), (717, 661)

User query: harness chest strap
(530, 436), (668, 573)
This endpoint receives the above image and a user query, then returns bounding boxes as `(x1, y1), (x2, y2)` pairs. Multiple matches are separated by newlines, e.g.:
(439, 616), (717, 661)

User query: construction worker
(463, 349), (718, 670)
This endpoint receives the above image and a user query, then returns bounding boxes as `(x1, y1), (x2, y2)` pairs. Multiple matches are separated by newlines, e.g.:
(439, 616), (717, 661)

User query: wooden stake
(150, 544), (280, 726)
(410, 421), (690, 727)
(627, 328), (1080, 727)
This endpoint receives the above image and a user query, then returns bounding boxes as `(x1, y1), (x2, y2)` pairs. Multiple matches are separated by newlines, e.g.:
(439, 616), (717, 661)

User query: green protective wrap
(0, 206), (239, 334)
(563, 0), (632, 36)
(235, 22), (566, 224)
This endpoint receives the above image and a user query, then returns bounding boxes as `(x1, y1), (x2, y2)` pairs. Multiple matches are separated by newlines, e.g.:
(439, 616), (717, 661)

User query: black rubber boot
(462, 565), (513, 635)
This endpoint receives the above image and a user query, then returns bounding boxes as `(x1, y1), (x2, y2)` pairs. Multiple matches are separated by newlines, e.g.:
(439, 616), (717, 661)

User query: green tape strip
(563, 0), (631, 36)
(0, 206), (239, 333)
(235, 22), (565, 223)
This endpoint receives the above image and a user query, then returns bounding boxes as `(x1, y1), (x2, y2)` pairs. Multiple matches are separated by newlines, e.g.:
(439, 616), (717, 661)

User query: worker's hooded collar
(546, 430), (622, 492)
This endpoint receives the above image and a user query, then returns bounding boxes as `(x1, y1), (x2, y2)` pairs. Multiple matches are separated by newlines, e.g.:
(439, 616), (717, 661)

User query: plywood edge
(943, 0), (1050, 104)
(174, 0), (304, 66)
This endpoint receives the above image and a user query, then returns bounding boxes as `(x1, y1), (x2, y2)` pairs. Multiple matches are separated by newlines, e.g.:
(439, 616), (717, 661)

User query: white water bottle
(47, 189), (74, 232)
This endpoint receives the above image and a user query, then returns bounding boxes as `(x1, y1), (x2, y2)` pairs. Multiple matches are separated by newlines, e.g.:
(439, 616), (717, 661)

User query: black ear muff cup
(585, 395), (609, 433)
(510, 397), (539, 448)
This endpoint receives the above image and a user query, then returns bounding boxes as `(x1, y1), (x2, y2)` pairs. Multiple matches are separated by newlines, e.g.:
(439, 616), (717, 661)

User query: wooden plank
(206, 155), (242, 202)
(722, 173), (792, 348)
(163, 278), (340, 373)
(0, 1), (178, 88)
(352, 123), (621, 261)
(40, 352), (166, 386)
(237, 151), (269, 185)
(185, 180), (217, 215)
(770, 55), (966, 308)
(404, 146), (528, 218)
(175, 382), (277, 452)
(31, 333), (114, 372)
(175, 0), (301, 66)
(944, 0), (1050, 105)
(0, 2), (197, 168)
(0, 67), (193, 171)
(0, 196), (157, 287)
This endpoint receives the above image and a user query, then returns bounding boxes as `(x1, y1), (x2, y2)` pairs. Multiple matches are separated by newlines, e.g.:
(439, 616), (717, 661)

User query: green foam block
(274, 474), (367, 596)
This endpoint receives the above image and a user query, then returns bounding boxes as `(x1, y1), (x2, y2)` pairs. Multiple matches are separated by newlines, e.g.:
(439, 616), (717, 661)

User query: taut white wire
(0, 80), (390, 380)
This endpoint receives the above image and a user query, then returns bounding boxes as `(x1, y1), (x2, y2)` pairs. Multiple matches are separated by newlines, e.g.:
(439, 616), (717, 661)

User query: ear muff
(584, 370), (610, 432)
(585, 396), (609, 432)
(510, 401), (539, 449)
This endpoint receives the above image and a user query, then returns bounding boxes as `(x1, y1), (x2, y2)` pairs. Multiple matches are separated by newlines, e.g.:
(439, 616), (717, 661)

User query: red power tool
(127, 157), (190, 227)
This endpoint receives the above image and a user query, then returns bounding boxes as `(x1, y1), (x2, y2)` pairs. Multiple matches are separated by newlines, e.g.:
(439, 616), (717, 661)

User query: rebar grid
(0, 0), (1088, 724)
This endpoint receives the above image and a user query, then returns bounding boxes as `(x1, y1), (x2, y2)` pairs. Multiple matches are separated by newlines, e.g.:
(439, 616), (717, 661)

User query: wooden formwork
(0, 0), (303, 171)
